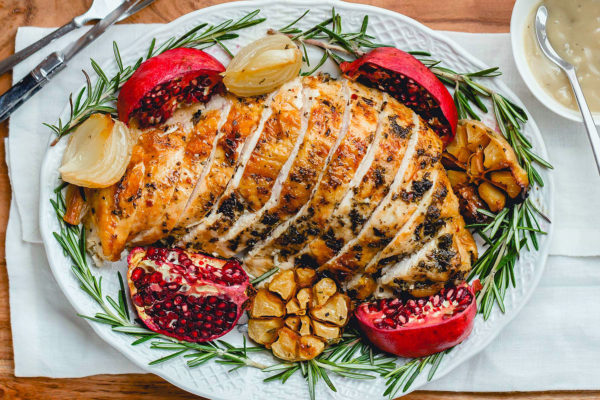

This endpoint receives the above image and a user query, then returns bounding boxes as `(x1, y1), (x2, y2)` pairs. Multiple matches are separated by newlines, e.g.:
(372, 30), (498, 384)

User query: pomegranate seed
(132, 294), (144, 307)
(149, 272), (162, 283)
(131, 267), (144, 282)
(143, 294), (154, 305)
(384, 308), (396, 316)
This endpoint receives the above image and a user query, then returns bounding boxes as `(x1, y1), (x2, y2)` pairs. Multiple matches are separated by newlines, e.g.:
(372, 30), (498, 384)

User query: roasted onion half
(223, 34), (302, 97)
(59, 113), (135, 188)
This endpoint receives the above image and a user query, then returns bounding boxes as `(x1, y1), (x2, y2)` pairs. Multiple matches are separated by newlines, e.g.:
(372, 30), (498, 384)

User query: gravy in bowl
(524, 0), (600, 112)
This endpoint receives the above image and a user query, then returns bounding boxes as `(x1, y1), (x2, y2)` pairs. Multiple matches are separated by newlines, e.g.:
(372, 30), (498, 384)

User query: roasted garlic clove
(286, 298), (304, 315)
(298, 336), (325, 360)
(313, 278), (337, 306)
(251, 289), (285, 318)
(296, 288), (312, 310)
(446, 170), (469, 188)
(490, 171), (522, 199)
(298, 316), (312, 336)
(311, 293), (351, 327)
(268, 270), (297, 301)
(312, 320), (341, 341)
(295, 268), (317, 288)
(478, 182), (506, 212)
(271, 327), (300, 360)
(248, 318), (284, 346)
(285, 316), (301, 332)
(445, 124), (469, 163)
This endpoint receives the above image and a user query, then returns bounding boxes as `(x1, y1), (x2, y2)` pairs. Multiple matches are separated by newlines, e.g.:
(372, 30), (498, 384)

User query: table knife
(0, 0), (143, 123)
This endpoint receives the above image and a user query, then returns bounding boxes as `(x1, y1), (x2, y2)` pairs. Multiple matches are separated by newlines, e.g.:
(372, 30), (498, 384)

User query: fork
(0, 0), (154, 76)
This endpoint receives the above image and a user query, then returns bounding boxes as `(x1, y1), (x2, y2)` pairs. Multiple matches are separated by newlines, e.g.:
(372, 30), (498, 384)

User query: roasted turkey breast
(82, 75), (477, 298)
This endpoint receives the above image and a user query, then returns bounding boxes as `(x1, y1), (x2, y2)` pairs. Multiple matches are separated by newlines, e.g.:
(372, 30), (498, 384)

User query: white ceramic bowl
(510, 0), (600, 124)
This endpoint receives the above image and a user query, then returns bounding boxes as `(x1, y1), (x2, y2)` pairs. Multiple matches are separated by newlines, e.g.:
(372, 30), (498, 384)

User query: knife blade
(0, 0), (142, 123)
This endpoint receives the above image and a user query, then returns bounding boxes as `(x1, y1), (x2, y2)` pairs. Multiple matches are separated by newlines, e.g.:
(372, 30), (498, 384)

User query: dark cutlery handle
(0, 52), (65, 122)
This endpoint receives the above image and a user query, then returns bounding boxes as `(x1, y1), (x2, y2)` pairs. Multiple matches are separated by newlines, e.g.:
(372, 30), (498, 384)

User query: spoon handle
(564, 67), (600, 175)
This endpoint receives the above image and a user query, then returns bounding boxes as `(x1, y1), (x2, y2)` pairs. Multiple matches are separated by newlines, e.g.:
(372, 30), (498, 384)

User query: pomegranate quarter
(341, 47), (458, 145)
(117, 48), (225, 127)
(127, 247), (250, 342)
(355, 281), (480, 358)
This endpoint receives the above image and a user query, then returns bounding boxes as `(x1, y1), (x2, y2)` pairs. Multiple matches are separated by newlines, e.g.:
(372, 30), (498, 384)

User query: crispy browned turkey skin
(79, 75), (477, 298)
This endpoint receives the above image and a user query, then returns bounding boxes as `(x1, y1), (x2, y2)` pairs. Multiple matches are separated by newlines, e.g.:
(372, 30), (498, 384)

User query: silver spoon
(535, 4), (600, 175)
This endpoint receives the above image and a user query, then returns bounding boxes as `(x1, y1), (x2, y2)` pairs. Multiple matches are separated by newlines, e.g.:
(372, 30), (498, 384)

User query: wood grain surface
(0, 1), (596, 399)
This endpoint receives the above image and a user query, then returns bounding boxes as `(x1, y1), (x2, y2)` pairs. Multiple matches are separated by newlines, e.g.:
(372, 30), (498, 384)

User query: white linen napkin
(5, 25), (600, 389)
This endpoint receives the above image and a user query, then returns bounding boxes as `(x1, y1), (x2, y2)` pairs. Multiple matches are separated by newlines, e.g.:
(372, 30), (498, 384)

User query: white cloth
(5, 26), (600, 389)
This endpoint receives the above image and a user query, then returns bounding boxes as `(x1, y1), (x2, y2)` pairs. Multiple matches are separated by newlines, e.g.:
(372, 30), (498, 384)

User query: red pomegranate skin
(340, 47), (458, 144)
(117, 48), (225, 125)
(355, 282), (477, 358)
(127, 247), (250, 343)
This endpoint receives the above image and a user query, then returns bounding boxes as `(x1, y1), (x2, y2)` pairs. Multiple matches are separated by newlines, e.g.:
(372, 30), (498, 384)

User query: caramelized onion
(59, 113), (135, 188)
(223, 34), (302, 97)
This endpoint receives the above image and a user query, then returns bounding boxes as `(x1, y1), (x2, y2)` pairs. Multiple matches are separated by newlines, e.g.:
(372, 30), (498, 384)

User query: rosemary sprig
(44, 10), (266, 140)
(264, 329), (396, 400)
(52, 185), (400, 396)
(250, 266), (280, 286)
(383, 350), (448, 399)
(276, 8), (388, 74)
(47, 7), (553, 399)
(51, 186), (266, 370)
(277, 8), (553, 395)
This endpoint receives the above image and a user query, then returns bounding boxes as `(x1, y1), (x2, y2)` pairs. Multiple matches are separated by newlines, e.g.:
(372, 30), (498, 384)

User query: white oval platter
(39, 1), (554, 399)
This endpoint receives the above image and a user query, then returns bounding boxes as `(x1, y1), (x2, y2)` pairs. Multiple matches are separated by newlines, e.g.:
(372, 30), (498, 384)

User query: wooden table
(0, 0), (596, 399)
